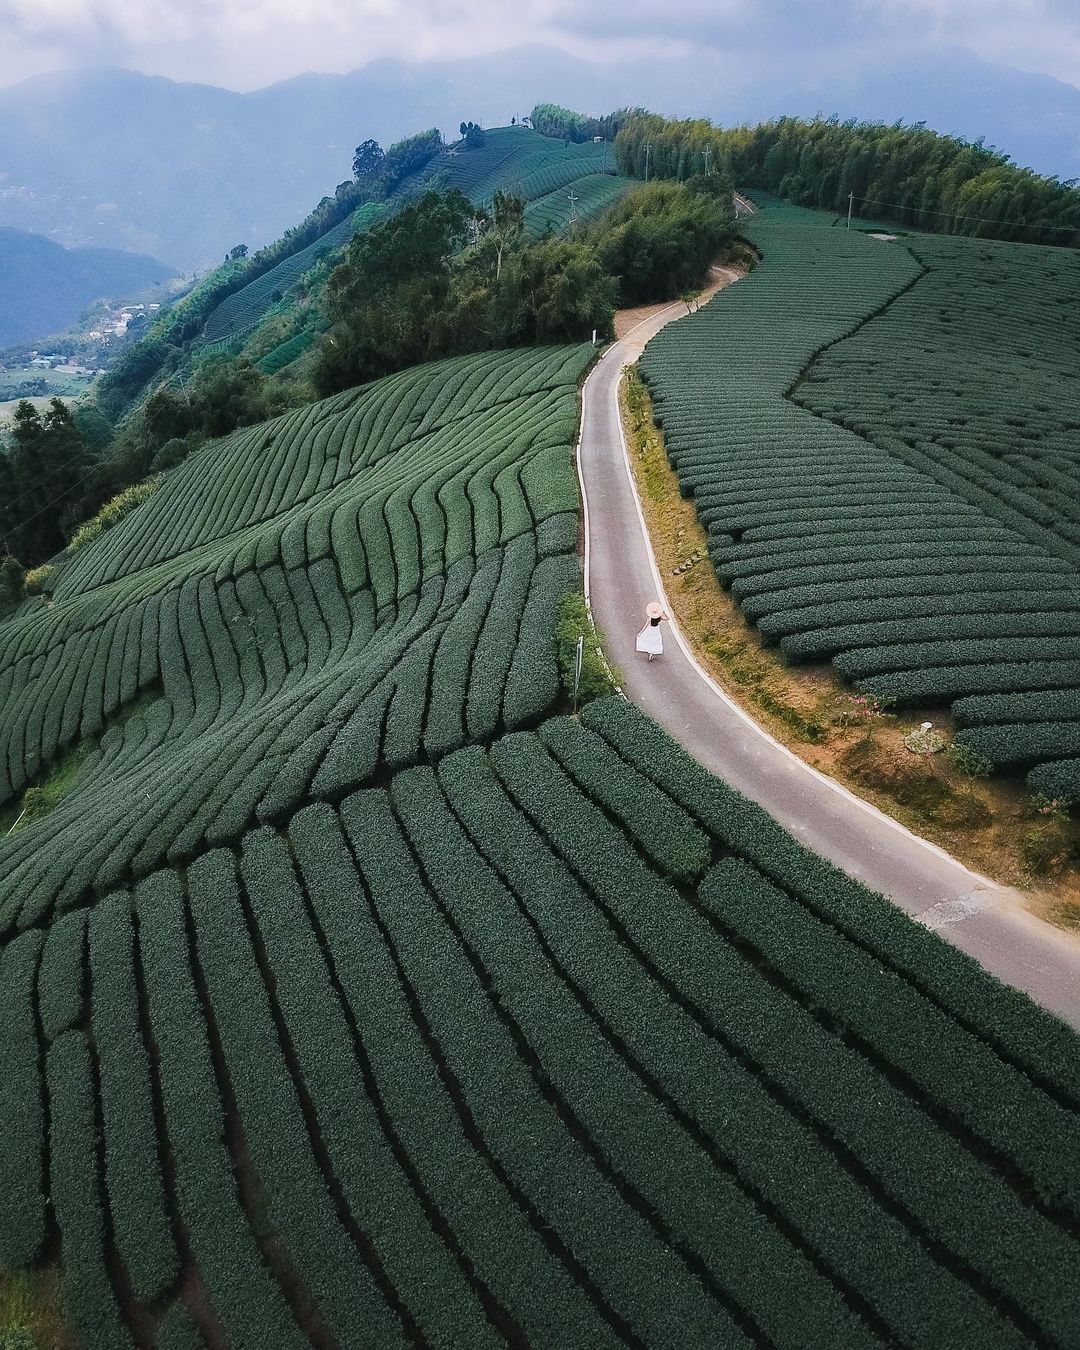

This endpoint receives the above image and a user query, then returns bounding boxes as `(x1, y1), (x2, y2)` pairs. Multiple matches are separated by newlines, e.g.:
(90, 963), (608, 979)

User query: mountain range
(0, 227), (173, 348)
(1, 44), (1078, 271)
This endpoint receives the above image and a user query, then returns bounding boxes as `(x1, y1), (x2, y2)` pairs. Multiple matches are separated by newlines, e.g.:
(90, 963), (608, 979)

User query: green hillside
(640, 198), (1080, 798)
(201, 202), (386, 346)
(1, 330), (1079, 1347)
(524, 173), (636, 238)
(198, 125), (627, 359)
(0, 227), (173, 348)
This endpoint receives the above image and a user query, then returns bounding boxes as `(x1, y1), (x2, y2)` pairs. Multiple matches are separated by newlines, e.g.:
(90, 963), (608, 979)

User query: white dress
(636, 622), (663, 656)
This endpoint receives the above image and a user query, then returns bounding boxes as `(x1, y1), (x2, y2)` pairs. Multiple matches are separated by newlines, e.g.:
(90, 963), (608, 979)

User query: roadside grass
(0, 1269), (71, 1350)
(620, 366), (1080, 925)
(556, 592), (619, 707)
(2, 688), (159, 838)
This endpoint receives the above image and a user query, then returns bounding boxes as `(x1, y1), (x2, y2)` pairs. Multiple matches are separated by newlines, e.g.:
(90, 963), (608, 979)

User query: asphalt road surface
(577, 299), (1080, 1030)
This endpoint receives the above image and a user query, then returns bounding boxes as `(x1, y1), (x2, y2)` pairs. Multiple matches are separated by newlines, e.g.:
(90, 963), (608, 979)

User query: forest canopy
(615, 113), (1080, 245)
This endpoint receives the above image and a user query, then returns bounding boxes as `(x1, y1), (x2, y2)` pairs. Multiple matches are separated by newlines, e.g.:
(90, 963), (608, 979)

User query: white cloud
(1, 0), (1079, 90)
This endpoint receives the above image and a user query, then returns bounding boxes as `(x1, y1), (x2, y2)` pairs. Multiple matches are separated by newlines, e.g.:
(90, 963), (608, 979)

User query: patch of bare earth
(613, 266), (742, 340)
(618, 347), (1080, 933)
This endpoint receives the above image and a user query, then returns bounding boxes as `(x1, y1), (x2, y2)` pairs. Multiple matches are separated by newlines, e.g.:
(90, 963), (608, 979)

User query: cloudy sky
(2, 0), (1080, 92)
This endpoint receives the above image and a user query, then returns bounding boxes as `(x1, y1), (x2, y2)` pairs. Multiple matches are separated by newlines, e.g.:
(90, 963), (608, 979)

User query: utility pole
(847, 191), (854, 229)
(567, 188), (579, 230)
(703, 145), (712, 177)
(644, 141), (652, 183)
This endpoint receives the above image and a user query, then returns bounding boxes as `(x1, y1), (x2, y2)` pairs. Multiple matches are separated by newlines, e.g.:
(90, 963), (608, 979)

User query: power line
(0, 453), (105, 545)
(855, 195), (1080, 237)
(0, 408), (102, 522)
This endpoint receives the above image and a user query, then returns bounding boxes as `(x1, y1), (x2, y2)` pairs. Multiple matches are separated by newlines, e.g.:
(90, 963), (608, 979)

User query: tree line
(615, 113), (1080, 245)
(314, 175), (735, 393)
(530, 104), (641, 145)
(97, 128), (446, 420)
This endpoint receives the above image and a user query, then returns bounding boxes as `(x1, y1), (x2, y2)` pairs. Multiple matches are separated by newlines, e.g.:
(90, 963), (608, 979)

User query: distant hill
(0, 228), (172, 347)
(1, 46), (1079, 270)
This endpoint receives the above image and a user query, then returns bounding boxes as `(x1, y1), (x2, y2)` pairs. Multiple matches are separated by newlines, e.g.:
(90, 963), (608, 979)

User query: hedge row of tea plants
(2, 310), (1078, 1345)
(639, 203), (1080, 792)
(0, 344), (591, 933)
(2, 696), (1077, 1346)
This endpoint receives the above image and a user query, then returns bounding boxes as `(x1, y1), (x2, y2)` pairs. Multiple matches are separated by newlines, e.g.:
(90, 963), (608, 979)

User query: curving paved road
(577, 299), (1080, 1030)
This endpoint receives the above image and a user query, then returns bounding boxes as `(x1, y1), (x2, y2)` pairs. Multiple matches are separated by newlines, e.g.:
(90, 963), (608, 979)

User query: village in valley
(0, 296), (164, 419)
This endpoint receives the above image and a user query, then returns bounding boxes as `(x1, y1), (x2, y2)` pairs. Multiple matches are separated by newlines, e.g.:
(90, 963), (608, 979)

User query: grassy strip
(620, 366), (1080, 904)
(0, 1269), (71, 1350)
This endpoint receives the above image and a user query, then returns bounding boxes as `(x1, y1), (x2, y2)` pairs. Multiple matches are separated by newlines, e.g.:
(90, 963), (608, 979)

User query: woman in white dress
(636, 602), (669, 661)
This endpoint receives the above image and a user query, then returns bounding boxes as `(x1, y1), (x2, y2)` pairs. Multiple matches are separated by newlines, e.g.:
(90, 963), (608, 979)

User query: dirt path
(613, 267), (741, 339)
(578, 291), (1080, 1030)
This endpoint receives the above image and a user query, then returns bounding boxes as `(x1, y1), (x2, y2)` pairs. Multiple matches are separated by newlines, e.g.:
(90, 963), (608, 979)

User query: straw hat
(646, 602), (664, 619)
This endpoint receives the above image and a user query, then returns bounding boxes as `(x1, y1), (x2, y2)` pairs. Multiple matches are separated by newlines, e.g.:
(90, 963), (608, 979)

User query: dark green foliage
(957, 721), (1080, 769)
(616, 112), (1080, 244)
(0, 931), (45, 1269)
(37, 908), (87, 1042)
(1028, 758), (1080, 803)
(316, 189), (617, 393)
(594, 179), (735, 303)
(537, 716), (710, 880)
(529, 104), (639, 144)
(256, 331), (314, 374)
(188, 846), (413, 1345)
(0, 399), (92, 566)
(47, 1030), (135, 1350)
(89, 892), (178, 1303)
(460, 121), (486, 150)
(0, 555), (26, 620)
(377, 127), (444, 194)
(136, 871), (308, 1348)
(153, 1303), (208, 1350)
(640, 201), (1080, 785)
(352, 138), (384, 181)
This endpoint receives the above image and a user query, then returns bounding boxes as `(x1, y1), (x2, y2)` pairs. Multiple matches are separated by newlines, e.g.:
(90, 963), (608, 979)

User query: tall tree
(352, 138), (384, 180)
(0, 400), (92, 565)
(490, 190), (525, 281)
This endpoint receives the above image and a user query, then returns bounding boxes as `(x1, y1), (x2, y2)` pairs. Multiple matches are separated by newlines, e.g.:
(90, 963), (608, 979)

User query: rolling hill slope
(639, 199), (1080, 797)
(0, 333), (1078, 1347)
(2, 47), (1078, 268)
(198, 125), (631, 351)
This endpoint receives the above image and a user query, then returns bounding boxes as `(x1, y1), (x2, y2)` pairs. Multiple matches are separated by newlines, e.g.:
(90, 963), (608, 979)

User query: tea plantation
(1, 336), (1079, 1347)
(640, 202), (1080, 798)
(200, 126), (626, 348)
(524, 173), (636, 239)
(202, 202), (386, 346)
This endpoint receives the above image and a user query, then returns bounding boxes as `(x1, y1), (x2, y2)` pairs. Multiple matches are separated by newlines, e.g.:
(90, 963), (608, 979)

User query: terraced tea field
(431, 125), (613, 207)
(524, 173), (636, 239)
(201, 126), (623, 349)
(1, 333), (1079, 1348)
(640, 204), (1080, 799)
(202, 202), (386, 346)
